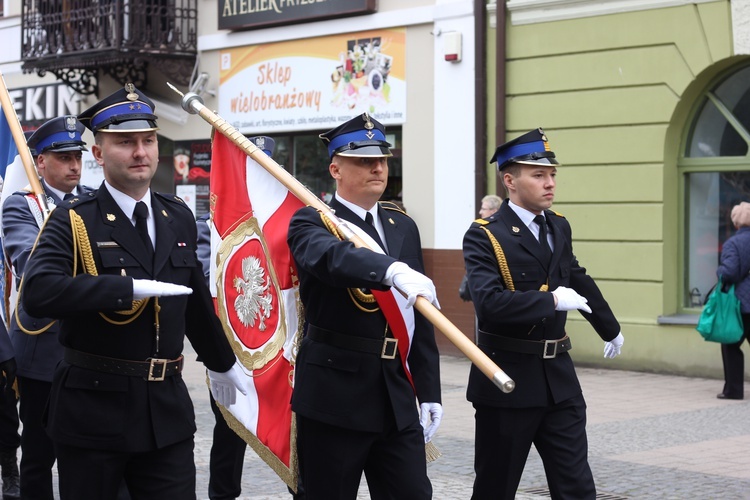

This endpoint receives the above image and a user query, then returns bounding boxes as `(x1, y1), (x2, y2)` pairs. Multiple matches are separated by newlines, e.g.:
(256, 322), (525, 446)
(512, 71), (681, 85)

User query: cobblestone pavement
(36, 346), (750, 499)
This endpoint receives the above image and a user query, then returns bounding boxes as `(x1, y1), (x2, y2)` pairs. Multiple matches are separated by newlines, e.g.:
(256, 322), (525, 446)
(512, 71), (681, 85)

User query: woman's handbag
(696, 277), (745, 343)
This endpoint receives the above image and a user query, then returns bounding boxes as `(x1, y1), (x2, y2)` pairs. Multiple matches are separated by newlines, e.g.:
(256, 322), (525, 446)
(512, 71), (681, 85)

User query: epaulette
(60, 191), (96, 208)
(155, 192), (190, 209)
(379, 200), (408, 217)
(549, 210), (565, 218)
(473, 218), (490, 225)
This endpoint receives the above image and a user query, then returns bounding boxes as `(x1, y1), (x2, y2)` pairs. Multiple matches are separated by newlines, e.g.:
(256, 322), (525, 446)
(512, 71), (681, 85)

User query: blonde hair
(730, 202), (750, 229)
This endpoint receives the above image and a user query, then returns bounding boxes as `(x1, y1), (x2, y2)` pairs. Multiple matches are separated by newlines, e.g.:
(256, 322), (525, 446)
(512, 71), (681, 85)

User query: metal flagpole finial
(166, 82), (203, 115)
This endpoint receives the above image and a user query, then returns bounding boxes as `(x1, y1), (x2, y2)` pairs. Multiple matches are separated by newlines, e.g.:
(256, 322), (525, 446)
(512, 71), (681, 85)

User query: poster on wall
(174, 140), (212, 217)
(219, 28), (406, 134)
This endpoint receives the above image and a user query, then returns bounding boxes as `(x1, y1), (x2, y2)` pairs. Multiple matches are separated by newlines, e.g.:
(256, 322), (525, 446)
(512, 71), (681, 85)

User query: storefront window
(270, 128), (403, 205)
(682, 64), (750, 308)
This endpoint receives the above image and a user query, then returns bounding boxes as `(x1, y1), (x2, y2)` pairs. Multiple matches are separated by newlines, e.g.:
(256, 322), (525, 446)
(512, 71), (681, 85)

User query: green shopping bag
(696, 277), (744, 343)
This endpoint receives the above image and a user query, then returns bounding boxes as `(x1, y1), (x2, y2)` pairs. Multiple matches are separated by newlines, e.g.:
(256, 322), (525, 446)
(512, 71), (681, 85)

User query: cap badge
(125, 83), (138, 102)
(363, 113), (374, 130)
(65, 116), (77, 132)
(255, 137), (265, 150)
(107, 213), (116, 221)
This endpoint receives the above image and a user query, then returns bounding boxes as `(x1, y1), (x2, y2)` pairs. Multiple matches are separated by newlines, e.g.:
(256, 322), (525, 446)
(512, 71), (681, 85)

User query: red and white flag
(209, 132), (303, 489)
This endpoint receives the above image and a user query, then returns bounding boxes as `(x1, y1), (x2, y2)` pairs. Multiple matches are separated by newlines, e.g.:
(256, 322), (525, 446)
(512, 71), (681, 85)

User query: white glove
(419, 402), (443, 443)
(551, 286), (592, 313)
(384, 262), (440, 309)
(603, 332), (624, 359)
(132, 279), (193, 299)
(207, 361), (248, 407)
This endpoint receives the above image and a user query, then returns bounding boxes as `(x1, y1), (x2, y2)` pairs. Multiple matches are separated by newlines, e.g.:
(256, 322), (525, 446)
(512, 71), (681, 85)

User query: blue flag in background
(0, 111), (19, 189)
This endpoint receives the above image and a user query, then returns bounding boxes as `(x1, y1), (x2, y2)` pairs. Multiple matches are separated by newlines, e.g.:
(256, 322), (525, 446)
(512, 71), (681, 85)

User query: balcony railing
(21, 0), (197, 95)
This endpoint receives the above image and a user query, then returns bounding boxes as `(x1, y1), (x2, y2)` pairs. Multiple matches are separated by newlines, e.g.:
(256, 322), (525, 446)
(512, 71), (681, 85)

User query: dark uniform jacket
(287, 197), (441, 433)
(21, 184), (235, 452)
(2, 180), (94, 382)
(463, 200), (619, 408)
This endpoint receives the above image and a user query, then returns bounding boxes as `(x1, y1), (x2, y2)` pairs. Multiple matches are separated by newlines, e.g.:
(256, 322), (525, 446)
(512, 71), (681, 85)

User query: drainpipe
(493, 0), (506, 197)
(474, 0), (488, 213)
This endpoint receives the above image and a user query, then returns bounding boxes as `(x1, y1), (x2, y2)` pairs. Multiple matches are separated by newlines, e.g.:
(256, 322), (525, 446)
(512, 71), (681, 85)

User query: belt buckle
(542, 339), (558, 359)
(147, 358), (168, 381)
(381, 338), (398, 359)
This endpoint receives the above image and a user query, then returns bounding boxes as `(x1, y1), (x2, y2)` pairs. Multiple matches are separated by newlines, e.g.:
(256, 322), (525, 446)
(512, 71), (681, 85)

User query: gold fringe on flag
(426, 441), (442, 463)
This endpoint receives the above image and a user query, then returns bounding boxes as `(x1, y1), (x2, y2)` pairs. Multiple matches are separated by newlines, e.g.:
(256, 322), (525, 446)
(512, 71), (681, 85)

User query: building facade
(490, 0), (750, 378)
(3, 0), (750, 377)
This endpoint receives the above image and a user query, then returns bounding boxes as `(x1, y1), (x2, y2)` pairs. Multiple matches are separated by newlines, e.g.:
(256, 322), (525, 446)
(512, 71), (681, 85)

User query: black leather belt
(64, 348), (184, 381)
(307, 325), (398, 359)
(477, 330), (571, 359)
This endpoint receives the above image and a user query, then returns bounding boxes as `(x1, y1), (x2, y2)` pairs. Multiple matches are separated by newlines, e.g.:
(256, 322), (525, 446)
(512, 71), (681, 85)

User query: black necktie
(134, 201), (154, 255)
(534, 214), (551, 265)
(363, 211), (386, 251)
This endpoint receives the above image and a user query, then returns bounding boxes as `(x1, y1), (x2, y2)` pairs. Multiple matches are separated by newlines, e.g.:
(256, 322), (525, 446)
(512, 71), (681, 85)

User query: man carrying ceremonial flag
(287, 113), (442, 499)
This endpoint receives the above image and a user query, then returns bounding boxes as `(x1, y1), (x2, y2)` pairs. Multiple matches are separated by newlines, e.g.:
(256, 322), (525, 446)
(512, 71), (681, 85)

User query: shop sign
(219, 0), (377, 31)
(7, 83), (81, 130)
(219, 28), (406, 134)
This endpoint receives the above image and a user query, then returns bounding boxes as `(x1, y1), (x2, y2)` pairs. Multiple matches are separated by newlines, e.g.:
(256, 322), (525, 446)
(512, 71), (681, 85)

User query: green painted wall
(490, 1), (739, 378)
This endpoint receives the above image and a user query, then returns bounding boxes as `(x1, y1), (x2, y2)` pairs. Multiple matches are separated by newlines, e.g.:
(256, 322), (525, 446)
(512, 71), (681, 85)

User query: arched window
(681, 64), (750, 309)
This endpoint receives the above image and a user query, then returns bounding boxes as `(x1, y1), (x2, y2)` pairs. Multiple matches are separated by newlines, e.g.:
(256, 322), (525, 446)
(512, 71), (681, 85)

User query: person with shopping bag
(716, 201), (750, 400)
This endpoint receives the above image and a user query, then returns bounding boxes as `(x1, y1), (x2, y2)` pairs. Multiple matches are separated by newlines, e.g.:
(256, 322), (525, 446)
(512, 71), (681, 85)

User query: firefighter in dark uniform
(287, 113), (442, 499)
(1, 116), (94, 499)
(462, 128), (625, 500)
(20, 84), (246, 500)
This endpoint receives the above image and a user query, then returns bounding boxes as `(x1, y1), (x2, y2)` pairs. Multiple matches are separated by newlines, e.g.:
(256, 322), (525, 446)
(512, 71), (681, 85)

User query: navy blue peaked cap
(319, 113), (392, 159)
(490, 127), (560, 171)
(78, 83), (158, 134)
(27, 116), (87, 155)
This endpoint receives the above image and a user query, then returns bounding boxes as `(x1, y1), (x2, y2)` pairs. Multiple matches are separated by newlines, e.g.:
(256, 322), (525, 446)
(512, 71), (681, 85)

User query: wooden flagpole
(0, 71), (49, 218)
(167, 84), (515, 394)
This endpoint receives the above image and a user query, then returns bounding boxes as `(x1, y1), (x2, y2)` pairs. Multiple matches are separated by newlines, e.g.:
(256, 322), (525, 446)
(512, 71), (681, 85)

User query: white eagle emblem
(233, 256), (274, 331)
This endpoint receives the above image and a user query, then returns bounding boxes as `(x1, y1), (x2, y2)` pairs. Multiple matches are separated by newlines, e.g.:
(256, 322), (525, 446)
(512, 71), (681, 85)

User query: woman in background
(716, 201), (750, 400)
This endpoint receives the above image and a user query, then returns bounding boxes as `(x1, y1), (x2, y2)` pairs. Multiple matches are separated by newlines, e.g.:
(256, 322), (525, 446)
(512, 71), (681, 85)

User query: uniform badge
(161, 209), (168, 217)
(512, 226), (520, 233)
(107, 213), (116, 221)
(363, 113), (375, 139)
(65, 116), (77, 138)
(388, 218), (394, 225)
(254, 136), (266, 151)
(125, 83), (138, 101)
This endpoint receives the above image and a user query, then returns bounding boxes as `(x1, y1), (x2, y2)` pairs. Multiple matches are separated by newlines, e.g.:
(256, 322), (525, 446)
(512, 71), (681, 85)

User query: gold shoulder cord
(14, 213), (57, 335)
(68, 210), (151, 324)
(479, 226), (548, 292)
(318, 211), (379, 313)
